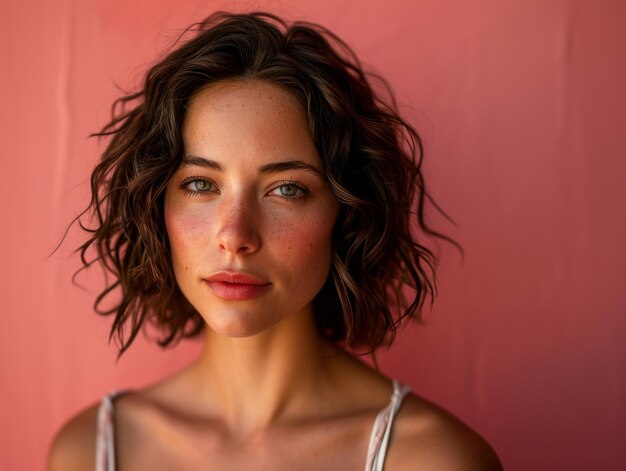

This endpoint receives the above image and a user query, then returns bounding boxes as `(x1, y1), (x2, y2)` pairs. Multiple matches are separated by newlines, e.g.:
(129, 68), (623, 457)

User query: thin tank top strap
(95, 389), (128, 471)
(364, 379), (412, 471)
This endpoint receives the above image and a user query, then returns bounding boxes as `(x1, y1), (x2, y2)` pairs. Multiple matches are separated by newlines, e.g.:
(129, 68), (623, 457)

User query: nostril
(215, 222), (261, 255)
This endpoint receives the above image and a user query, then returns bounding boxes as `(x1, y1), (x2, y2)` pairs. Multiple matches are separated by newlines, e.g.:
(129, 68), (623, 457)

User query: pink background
(2, 0), (625, 469)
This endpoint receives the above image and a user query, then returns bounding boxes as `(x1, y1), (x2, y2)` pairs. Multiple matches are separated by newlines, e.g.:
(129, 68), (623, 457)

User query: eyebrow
(180, 155), (222, 170)
(181, 155), (323, 177)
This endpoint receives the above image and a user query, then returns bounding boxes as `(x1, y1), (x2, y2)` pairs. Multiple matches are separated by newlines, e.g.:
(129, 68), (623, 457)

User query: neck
(189, 308), (337, 437)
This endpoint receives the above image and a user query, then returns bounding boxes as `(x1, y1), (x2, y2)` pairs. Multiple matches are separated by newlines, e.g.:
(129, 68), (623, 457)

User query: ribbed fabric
(95, 380), (410, 471)
(364, 380), (412, 471)
(95, 389), (126, 471)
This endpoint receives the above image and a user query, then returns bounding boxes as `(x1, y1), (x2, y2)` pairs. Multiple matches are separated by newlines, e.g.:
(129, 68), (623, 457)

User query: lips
(203, 271), (271, 300)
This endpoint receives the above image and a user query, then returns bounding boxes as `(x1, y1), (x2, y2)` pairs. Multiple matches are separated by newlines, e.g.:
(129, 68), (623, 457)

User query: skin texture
(165, 79), (340, 340)
(48, 80), (502, 470)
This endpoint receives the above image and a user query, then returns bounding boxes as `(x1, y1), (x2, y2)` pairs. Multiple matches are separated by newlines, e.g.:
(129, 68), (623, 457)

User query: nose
(215, 195), (261, 256)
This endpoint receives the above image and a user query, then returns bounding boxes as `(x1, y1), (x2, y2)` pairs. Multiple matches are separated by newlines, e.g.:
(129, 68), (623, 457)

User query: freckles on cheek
(166, 209), (208, 261)
(273, 214), (334, 261)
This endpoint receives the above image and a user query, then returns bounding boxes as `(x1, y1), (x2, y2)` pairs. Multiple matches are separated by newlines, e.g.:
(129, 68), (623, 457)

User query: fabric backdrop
(1, 0), (624, 469)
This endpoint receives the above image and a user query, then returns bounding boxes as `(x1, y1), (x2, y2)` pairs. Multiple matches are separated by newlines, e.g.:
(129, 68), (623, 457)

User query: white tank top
(96, 379), (411, 471)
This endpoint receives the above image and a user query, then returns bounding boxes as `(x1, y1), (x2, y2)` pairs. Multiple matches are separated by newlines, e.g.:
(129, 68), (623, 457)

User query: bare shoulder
(385, 394), (503, 471)
(47, 401), (100, 471)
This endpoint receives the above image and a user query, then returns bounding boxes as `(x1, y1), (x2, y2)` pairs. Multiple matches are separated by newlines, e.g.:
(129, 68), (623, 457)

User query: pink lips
(203, 272), (271, 301)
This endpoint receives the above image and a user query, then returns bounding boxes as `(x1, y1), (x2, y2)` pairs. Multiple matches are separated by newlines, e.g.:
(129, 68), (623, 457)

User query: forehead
(186, 79), (305, 117)
(183, 80), (315, 164)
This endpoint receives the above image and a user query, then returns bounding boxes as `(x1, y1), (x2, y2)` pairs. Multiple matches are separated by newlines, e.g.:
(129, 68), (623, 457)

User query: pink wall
(1, 0), (625, 469)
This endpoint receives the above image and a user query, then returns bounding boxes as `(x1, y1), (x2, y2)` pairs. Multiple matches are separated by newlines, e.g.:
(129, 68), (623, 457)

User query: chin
(200, 309), (281, 339)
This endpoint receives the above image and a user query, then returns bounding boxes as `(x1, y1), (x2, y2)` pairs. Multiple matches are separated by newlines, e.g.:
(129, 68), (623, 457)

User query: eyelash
(177, 176), (310, 201)
(270, 180), (311, 200)
(179, 176), (218, 196)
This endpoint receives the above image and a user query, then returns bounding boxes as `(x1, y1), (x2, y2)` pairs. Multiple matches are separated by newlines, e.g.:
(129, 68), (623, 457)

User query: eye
(179, 177), (217, 195)
(268, 181), (310, 200)
(278, 184), (299, 196)
(190, 180), (212, 191)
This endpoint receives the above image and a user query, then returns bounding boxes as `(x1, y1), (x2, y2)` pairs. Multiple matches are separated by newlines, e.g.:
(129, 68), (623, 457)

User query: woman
(49, 12), (502, 470)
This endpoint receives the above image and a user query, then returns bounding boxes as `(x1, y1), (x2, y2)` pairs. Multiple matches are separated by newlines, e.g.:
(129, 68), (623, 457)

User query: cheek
(267, 206), (336, 275)
(164, 197), (209, 270)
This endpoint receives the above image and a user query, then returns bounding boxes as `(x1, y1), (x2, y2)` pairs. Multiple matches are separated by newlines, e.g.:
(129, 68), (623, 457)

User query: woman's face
(164, 80), (340, 338)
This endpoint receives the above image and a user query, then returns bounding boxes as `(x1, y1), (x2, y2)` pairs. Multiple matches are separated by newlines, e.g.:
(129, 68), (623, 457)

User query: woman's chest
(115, 411), (375, 470)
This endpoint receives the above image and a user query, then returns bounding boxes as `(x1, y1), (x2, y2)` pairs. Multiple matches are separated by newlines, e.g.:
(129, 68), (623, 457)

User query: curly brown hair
(76, 11), (459, 359)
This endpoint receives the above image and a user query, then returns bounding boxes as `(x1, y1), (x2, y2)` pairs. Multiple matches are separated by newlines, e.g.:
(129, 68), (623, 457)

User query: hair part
(76, 11), (460, 359)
